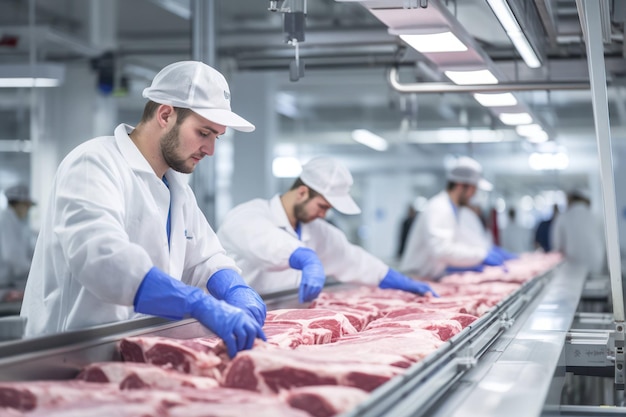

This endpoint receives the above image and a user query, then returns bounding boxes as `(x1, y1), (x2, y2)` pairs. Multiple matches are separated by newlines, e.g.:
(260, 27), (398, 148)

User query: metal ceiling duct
(387, 66), (590, 94)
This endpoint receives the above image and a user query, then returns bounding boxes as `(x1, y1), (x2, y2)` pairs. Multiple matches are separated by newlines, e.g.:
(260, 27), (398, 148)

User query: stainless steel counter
(425, 262), (587, 417)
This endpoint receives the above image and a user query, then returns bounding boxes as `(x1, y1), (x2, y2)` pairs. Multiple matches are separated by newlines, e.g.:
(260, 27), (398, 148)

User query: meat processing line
(0, 261), (619, 416)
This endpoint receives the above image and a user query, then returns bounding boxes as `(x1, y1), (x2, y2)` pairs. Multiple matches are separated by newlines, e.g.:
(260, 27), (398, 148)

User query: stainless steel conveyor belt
(0, 263), (585, 417)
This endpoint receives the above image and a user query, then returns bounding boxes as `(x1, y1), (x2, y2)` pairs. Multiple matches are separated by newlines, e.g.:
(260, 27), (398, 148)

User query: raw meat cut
(222, 348), (403, 393)
(119, 336), (221, 378)
(283, 385), (369, 417)
(76, 361), (218, 390)
(266, 309), (358, 342)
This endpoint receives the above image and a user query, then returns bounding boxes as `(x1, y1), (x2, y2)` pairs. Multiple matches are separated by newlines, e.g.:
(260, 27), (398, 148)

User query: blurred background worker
(218, 156), (438, 304)
(0, 184), (36, 300)
(457, 204), (492, 251)
(20, 61), (265, 357)
(551, 189), (606, 274)
(396, 202), (418, 260)
(500, 208), (532, 254)
(399, 156), (514, 280)
(535, 204), (559, 252)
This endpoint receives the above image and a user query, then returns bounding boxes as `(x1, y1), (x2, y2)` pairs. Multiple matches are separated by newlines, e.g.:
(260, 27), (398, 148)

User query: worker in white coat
(21, 61), (265, 357)
(551, 189), (606, 274)
(0, 185), (36, 291)
(457, 205), (492, 251)
(217, 156), (438, 303)
(399, 156), (514, 279)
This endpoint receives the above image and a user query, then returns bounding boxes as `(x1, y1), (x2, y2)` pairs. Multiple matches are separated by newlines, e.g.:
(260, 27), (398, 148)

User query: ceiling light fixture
(351, 129), (389, 151)
(272, 156), (302, 178)
(499, 112), (532, 125)
(528, 152), (569, 170)
(473, 92), (517, 107)
(444, 69), (499, 85)
(516, 123), (549, 142)
(486, 0), (542, 68)
(526, 131), (549, 143)
(395, 31), (468, 53)
(435, 128), (504, 143)
(0, 63), (65, 88)
(515, 123), (543, 136)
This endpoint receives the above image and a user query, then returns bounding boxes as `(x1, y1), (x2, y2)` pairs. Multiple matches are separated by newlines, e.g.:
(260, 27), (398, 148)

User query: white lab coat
(217, 195), (389, 295)
(21, 124), (238, 337)
(399, 191), (488, 279)
(0, 207), (35, 287)
(457, 207), (492, 250)
(551, 202), (605, 274)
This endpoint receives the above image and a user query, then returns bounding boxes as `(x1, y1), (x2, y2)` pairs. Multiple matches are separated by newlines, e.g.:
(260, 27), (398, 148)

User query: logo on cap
(223, 90), (230, 101)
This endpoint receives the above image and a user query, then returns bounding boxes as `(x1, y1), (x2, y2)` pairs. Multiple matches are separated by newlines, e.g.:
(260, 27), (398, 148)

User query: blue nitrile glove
(207, 269), (267, 327)
(444, 264), (484, 274)
(493, 245), (518, 261)
(379, 268), (440, 297)
(134, 267), (266, 358)
(483, 246), (505, 266)
(289, 247), (326, 303)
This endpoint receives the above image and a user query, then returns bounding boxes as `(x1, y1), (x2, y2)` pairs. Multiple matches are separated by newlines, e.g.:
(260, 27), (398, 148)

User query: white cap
(446, 156), (493, 191)
(5, 184), (35, 204)
(142, 61), (255, 132)
(300, 157), (361, 215)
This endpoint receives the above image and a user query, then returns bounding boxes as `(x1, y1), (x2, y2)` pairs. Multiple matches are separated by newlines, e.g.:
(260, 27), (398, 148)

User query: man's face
(160, 112), (226, 174)
(12, 202), (32, 220)
(294, 193), (332, 224)
(457, 184), (477, 206)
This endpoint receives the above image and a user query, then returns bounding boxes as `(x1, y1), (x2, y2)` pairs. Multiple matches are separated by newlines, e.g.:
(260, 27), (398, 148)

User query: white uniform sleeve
(0, 213), (11, 286)
(310, 220), (388, 285)
(426, 203), (487, 267)
(218, 204), (301, 272)
(54, 152), (154, 306)
(550, 216), (564, 252)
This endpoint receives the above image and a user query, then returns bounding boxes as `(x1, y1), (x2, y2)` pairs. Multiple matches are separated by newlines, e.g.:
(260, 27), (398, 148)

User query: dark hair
(289, 178), (321, 199)
(447, 181), (471, 191)
(140, 100), (194, 125)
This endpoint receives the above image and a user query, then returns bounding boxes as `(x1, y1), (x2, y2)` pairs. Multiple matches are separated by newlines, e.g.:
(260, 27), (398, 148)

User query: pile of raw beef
(0, 252), (561, 417)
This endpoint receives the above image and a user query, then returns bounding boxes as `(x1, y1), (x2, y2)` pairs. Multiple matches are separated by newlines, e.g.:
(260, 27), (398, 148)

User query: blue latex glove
(444, 264), (484, 274)
(289, 247), (326, 303)
(483, 246), (505, 266)
(207, 269), (267, 327)
(492, 245), (518, 261)
(134, 267), (266, 358)
(379, 268), (439, 297)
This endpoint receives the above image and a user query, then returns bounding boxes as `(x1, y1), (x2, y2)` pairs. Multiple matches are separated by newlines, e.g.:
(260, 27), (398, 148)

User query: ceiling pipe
(388, 66), (590, 93)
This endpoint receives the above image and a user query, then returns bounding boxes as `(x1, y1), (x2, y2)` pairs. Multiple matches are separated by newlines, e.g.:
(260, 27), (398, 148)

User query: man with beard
(21, 61), (266, 358)
(399, 156), (510, 280)
(217, 156), (437, 303)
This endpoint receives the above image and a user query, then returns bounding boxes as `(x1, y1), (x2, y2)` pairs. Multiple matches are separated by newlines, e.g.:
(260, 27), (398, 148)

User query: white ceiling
(0, 0), (625, 197)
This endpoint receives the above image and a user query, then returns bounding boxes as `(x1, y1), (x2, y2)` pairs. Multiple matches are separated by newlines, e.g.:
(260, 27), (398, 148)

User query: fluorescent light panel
(508, 32), (541, 69)
(526, 130), (549, 143)
(515, 123), (543, 136)
(529, 152), (569, 170)
(473, 92), (517, 107)
(0, 63), (65, 88)
(499, 112), (532, 125)
(516, 123), (549, 142)
(272, 157), (302, 178)
(399, 32), (468, 53)
(435, 128), (503, 143)
(0, 78), (60, 88)
(444, 69), (498, 85)
(487, 0), (541, 68)
(351, 129), (388, 151)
